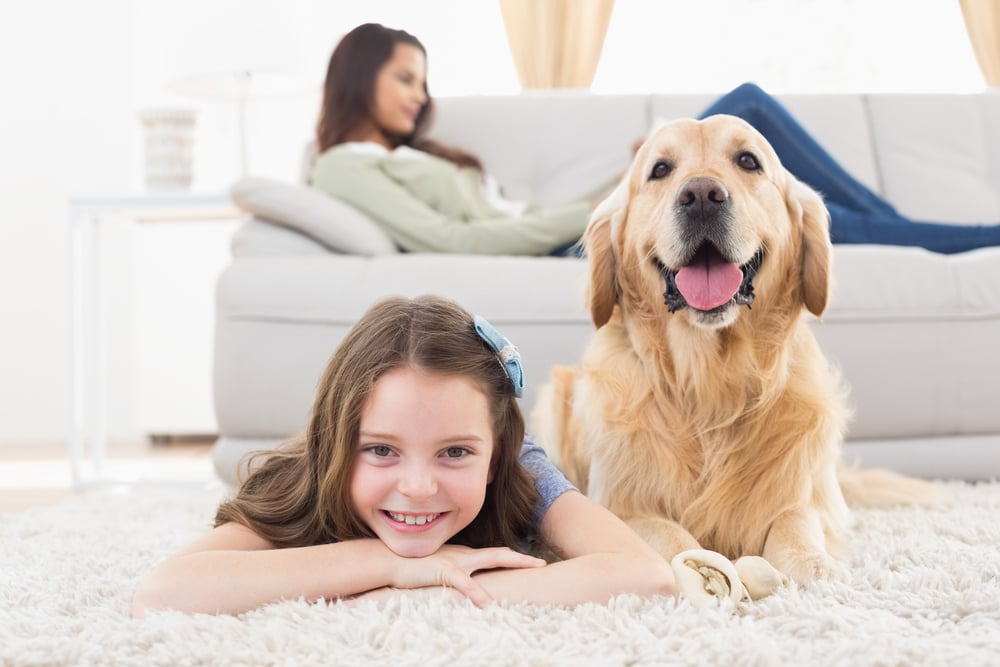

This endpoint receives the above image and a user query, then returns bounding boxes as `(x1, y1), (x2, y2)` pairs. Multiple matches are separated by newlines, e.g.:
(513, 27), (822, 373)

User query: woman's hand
(389, 544), (545, 607)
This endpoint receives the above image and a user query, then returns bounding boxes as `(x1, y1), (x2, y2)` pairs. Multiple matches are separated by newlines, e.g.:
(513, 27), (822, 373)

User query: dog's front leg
(624, 516), (740, 607)
(763, 507), (849, 584)
(624, 515), (700, 560)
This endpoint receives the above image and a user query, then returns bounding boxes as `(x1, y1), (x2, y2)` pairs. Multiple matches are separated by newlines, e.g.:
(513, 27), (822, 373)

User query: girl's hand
(390, 545), (545, 607)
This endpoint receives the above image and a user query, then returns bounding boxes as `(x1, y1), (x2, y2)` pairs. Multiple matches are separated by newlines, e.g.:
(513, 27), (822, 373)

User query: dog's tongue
(675, 250), (744, 311)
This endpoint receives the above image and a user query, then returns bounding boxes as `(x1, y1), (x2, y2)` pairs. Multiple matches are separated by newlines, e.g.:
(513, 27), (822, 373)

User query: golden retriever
(533, 115), (948, 598)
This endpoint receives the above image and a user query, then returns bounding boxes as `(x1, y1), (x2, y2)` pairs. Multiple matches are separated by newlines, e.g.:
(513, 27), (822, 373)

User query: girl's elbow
(130, 576), (184, 618)
(130, 580), (162, 619)
(626, 555), (678, 599)
(650, 563), (678, 599)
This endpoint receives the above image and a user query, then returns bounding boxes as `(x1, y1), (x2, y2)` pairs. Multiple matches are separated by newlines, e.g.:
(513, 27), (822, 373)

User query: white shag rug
(2, 481), (1000, 667)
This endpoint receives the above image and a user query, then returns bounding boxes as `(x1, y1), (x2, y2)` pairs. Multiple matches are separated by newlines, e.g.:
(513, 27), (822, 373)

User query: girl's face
(351, 366), (494, 558)
(370, 43), (428, 144)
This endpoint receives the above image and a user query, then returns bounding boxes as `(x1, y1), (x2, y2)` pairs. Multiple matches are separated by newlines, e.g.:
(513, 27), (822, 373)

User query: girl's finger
(470, 547), (546, 572)
(444, 571), (494, 608)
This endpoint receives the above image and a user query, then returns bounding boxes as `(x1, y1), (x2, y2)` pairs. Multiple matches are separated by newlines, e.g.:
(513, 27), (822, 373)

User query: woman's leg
(699, 83), (897, 217)
(828, 203), (1000, 254)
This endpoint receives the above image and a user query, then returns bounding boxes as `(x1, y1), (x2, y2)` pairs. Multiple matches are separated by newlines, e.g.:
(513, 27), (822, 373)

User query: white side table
(67, 192), (242, 487)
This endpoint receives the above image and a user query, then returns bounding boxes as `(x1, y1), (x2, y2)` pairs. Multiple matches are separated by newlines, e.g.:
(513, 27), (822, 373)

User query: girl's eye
(737, 152), (761, 171)
(650, 160), (672, 180)
(368, 445), (393, 457)
(443, 447), (469, 459)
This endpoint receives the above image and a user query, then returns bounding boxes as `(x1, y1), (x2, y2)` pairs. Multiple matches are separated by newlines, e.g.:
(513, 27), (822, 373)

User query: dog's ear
(584, 183), (627, 328)
(792, 179), (833, 316)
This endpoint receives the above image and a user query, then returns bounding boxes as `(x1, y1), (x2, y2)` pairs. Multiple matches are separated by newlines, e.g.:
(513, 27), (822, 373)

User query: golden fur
(533, 115), (947, 584)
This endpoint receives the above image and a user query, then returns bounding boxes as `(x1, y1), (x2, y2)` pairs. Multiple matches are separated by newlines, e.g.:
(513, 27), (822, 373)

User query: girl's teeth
(389, 512), (439, 525)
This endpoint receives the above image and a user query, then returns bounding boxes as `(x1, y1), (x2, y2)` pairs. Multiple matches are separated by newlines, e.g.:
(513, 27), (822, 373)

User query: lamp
(168, 70), (314, 177)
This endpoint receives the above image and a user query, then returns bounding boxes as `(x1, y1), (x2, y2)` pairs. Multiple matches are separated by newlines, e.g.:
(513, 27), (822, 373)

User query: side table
(67, 192), (242, 487)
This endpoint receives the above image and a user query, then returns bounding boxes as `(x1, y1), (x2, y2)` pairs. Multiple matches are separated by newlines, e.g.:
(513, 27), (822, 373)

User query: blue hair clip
(474, 315), (524, 398)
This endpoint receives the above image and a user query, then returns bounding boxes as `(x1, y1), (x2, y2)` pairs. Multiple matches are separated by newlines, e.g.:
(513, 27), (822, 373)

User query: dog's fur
(533, 115), (948, 584)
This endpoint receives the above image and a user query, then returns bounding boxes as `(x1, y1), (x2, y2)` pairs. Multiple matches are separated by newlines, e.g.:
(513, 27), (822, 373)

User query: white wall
(0, 0), (986, 447)
(0, 0), (137, 445)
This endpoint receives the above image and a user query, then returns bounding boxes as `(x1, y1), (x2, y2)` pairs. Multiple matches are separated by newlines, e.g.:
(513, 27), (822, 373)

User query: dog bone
(670, 549), (748, 608)
(733, 555), (790, 601)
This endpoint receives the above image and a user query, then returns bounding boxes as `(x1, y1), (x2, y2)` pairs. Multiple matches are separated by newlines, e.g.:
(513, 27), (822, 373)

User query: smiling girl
(131, 296), (675, 616)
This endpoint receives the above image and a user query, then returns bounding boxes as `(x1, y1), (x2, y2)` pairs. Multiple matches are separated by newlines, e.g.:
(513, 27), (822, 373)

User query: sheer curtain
(498, 0), (615, 89)
(960, 0), (1000, 87)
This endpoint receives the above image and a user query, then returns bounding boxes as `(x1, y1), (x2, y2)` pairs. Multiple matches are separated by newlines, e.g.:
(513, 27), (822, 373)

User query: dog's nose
(676, 177), (729, 212)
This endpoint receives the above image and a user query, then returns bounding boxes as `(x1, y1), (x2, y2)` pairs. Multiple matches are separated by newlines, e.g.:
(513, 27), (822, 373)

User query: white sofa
(213, 91), (1000, 485)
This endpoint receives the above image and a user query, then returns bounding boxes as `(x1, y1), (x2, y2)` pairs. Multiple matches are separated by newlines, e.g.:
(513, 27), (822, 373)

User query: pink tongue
(675, 255), (744, 311)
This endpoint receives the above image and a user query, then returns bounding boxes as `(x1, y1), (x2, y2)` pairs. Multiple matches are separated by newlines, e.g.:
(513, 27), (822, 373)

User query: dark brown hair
(215, 295), (538, 551)
(315, 22), (482, 171)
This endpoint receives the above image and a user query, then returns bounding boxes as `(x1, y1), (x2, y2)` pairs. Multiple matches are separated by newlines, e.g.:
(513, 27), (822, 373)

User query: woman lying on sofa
(312, 22), (1000, 256)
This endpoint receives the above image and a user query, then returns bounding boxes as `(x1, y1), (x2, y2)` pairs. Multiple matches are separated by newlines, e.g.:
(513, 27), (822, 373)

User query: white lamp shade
(168, 70), (318, 102)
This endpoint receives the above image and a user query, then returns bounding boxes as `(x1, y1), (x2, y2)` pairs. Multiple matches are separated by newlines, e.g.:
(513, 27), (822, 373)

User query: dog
(532, 115), (949, 597)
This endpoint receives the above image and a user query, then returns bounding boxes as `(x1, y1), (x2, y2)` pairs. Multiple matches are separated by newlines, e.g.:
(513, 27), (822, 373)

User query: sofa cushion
(215, 254), (593, 421)
(649, 94), (883, 195)
(217, 254), (591, 324)
(230, 176), (398, 256)
(867, 95), (1000, 224)
(813, 245), (1000, 439)
(431, 94), (647, 206)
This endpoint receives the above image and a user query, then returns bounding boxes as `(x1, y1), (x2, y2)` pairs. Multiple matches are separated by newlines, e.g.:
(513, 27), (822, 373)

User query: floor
(0, 439), (220, 513)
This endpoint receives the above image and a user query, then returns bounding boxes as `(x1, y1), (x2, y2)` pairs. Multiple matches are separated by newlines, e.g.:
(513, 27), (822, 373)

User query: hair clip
(474, 315), (524, 398)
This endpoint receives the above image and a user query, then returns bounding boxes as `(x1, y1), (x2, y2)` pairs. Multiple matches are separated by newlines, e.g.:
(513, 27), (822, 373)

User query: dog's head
(587, 114), (832, 331)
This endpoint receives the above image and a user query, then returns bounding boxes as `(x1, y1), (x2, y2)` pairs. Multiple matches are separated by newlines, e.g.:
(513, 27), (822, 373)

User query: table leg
(91, 215), (107, 479)
(67, 206), (85, 488)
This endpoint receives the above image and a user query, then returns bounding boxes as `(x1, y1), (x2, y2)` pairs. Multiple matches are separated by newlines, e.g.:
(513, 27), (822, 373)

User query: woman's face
(350, 366), (494, 558)
(371, 43), (428, 143)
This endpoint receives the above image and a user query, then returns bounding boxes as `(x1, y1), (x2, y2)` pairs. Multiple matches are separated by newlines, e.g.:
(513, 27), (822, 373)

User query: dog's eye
(649, 160), (672, 180)
(736, 152), (761, 172)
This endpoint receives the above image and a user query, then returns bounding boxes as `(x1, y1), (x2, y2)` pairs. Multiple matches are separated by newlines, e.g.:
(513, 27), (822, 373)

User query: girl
(131, 295), (675, 617)
(312, 23), (1000, 256)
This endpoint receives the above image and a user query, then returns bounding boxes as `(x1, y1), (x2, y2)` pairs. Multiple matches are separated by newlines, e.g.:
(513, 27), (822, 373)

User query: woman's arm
(131, 522), (544, 617)
(470, 491), (676, 606)
(312, 150), (589, 255)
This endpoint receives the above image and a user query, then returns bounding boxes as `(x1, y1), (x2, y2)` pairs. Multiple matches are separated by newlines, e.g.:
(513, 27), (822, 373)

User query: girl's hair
(215, 295), (539, 551)
(315, 22), (482, 172)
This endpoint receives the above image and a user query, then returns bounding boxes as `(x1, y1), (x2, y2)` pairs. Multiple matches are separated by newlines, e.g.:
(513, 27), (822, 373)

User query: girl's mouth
(383, 510), (445, 526)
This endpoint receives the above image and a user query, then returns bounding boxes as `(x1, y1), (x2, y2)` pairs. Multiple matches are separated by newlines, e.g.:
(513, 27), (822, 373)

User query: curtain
(959, 0), (1000, 87)
(499, 0), (616, 89)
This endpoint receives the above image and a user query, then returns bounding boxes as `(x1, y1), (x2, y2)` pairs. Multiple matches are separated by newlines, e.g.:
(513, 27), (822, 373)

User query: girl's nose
(397, 465), (437, 499)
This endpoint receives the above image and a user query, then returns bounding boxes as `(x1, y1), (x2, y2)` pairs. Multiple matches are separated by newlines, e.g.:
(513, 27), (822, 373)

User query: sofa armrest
(230, 176), (398, 256)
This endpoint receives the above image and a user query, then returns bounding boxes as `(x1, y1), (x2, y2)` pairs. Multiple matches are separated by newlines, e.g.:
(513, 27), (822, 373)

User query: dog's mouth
(655, 244), (763, 314)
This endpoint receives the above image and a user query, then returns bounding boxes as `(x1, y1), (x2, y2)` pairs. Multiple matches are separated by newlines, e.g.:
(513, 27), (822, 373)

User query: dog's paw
(670, 549), (747, 608)
(780, 553), (850, 584)
(733, 556), (789, 601)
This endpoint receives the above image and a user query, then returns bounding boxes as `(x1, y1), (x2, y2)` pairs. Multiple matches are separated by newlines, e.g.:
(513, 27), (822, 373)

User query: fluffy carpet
(2, 481), (999, 666)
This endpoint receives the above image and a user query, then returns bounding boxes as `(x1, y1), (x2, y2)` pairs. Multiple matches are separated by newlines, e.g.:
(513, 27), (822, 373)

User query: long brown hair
(314, 23), (482, 171)
(215, 295), (538, 550)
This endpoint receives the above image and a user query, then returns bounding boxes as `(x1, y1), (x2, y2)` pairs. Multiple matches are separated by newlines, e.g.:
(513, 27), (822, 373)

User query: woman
(313, 23), (1000, 256)
(311, 23), (607, 256)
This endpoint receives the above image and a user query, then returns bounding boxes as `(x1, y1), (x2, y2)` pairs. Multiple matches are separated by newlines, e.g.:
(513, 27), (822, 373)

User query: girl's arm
(470, 490), (676, 605)
(131, 521), (544, 617)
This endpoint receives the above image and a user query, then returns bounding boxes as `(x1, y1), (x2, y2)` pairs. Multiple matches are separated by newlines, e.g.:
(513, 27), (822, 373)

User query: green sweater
(310, 143), (597, 255)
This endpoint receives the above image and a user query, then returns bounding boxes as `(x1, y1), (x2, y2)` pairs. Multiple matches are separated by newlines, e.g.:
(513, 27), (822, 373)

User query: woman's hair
(215, 295), (539, 551)
(314, 22), (482, 171)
